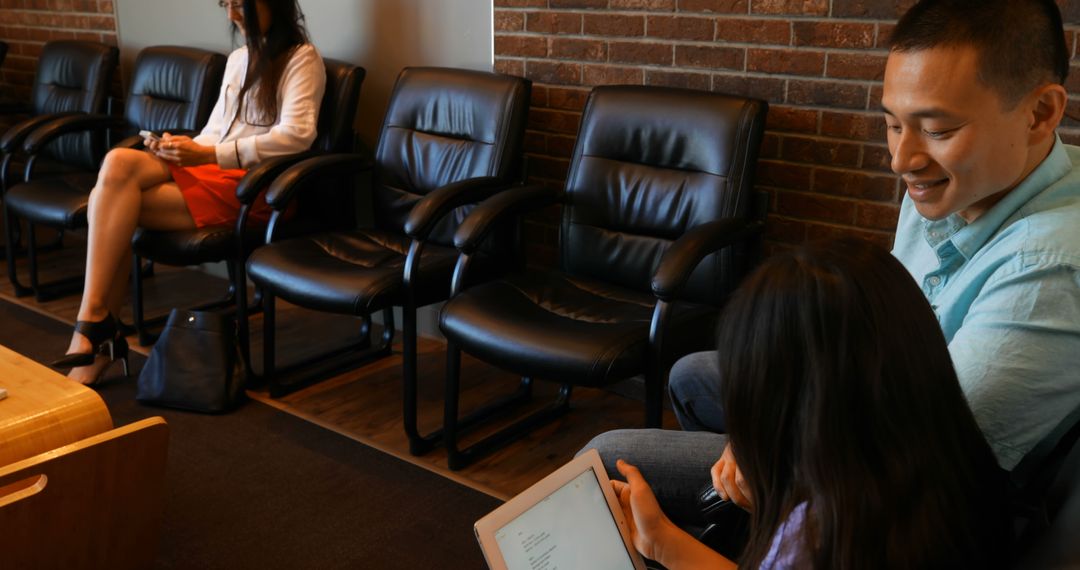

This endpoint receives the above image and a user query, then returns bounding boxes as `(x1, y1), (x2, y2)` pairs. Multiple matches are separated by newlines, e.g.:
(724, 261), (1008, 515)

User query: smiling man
(886, 0), (1079, 471)
(583, 0), (1080, 531)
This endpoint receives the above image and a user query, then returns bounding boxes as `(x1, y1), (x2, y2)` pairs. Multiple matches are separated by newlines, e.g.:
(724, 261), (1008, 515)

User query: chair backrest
(31, 40), (117, 117)
(1011, 402), (1080, 567)
(560, 86), (767, 306)
(1015, 439), (1080, 568)
(313, 59), (365, 153)
(0, 417), (169, 570)
(31, 40), (118, 168)
(125, 45), (226, 136)
(372, 67), (530, 244)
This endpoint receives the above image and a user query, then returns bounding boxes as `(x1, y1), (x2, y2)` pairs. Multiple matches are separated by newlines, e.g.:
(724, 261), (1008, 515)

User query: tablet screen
(493, 467), (637, 570)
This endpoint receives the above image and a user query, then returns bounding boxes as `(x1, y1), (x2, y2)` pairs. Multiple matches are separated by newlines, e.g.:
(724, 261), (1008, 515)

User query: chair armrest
(452, 183), (560, 254)
(235, 151), (320, 204)
(1, 112), (83, 153)
(112, 134), (145, 150)
(22, 113), (127, 154)
(264, 153), (372, 209)
(651, 218), (764, 301)
(403, 177), (518, 241)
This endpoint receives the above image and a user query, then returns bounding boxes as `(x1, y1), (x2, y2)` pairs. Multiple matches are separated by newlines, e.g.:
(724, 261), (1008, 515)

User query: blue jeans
(580, 350), (727, 527)
(668, 350), (726, 432)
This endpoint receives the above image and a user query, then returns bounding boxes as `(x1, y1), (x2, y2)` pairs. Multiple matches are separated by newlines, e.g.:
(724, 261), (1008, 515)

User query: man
(588, 0), (1080, 518)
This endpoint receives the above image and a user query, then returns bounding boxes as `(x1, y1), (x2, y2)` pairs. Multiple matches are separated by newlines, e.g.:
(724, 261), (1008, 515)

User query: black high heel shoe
(52, 315), (131, 379)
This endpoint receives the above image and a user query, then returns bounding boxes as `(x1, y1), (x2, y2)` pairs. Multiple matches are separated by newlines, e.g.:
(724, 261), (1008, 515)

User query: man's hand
(153, 133), (216, 167)
(711, 443), (752, 510)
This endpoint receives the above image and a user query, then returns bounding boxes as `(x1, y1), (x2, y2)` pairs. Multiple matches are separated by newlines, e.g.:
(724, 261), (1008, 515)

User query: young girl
(55, 0), (325, 385)
(610, 238), (1012, 568)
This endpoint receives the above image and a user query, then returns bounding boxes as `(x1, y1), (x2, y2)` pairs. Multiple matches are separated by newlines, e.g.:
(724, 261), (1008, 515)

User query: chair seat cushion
(246, 229), (462, 315)
(439, 270), (718, 387)
(132, 225), (264, 267)
(4, 172), (98, 228)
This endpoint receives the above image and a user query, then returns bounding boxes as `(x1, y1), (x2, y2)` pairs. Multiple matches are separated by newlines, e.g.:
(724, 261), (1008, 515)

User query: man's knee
(668, 351), (726, 432)
(668, 351), (720, 398)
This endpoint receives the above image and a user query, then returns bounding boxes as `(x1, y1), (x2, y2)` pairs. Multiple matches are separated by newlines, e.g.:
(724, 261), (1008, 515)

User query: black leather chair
(3, 46), (224, 301)
(1016, 441), (1080, 568)
(438, 85), (768, 469)
(129, 59), (366, 347)
(1013, 403), (1080, 567)
(244, 67), (530, 454)
(0, 40), (118, 262)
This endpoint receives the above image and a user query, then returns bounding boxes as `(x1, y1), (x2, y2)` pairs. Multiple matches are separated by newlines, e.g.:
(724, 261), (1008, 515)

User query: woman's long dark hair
(719, 238), (1011, 569)
(230, 0), (309, 126)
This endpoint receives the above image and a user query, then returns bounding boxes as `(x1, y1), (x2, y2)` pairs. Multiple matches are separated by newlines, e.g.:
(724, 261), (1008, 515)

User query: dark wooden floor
(0, 227), (677, 499)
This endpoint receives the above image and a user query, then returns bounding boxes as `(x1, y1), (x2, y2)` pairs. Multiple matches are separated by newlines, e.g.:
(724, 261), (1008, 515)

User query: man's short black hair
(890, 0), (1069, 107)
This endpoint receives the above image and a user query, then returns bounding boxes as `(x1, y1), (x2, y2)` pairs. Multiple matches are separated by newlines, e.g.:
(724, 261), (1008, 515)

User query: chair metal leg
(261, 303), (395, 398)
(646, 299), (671, 428)
(0, 216), (22, 258)
(404, 299), (442, 455)
(263, 291), (277, 391)
(4, 201), (32, 297)
(442, 343), (571, 470)
(21, 221), (86, 302)
(132, 253), (150, 345)
(134, 259), (243, 346)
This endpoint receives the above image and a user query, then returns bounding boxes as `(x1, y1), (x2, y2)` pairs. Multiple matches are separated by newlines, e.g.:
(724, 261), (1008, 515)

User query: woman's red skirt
(169, 163), (278, 228)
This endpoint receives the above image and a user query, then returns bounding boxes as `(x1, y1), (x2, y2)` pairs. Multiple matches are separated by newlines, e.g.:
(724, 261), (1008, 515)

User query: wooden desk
(0, 345), (113, 465)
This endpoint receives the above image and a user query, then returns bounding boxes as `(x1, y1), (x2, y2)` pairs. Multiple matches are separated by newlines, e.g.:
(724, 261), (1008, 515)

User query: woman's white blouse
(193, 43), (326, 170)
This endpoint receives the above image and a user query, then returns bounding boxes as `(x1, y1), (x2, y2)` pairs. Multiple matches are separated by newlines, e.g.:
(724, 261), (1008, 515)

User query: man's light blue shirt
(892, 136), (1080, 470)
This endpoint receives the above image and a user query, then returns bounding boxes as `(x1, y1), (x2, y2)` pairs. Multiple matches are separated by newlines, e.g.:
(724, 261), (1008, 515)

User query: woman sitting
(601, 238), (1012, 568)
(55, 0), (326, 385)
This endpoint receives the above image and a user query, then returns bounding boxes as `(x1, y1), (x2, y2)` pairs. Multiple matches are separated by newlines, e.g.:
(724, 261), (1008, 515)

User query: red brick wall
(495, 0), (1080, 259)
(0, 0), (119, 103)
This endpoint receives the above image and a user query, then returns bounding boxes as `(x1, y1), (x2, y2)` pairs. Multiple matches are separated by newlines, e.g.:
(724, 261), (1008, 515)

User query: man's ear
(1028, 83), (1067, 145)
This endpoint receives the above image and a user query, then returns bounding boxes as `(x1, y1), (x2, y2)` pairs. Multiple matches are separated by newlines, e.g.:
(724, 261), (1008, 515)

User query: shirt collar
(923, 135), (1072, 260)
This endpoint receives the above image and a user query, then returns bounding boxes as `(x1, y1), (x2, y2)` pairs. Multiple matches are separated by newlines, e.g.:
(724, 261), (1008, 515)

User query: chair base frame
(257, 291), (396, 398)
(131, 255), (261, 346)
(442, 346), (573, 470)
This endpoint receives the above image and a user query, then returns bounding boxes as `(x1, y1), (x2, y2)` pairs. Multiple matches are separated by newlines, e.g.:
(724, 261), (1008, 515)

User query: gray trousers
(581, 350), (727, 527)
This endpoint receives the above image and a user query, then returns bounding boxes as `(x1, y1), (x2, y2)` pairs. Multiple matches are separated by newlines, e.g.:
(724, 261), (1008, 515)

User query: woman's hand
(153, 133), (217, 167)
(613, 459), (736, 570)
(711, 443), (753, 510)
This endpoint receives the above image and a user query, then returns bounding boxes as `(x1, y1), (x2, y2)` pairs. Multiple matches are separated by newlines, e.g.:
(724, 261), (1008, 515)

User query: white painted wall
(114, 0), (493, 146)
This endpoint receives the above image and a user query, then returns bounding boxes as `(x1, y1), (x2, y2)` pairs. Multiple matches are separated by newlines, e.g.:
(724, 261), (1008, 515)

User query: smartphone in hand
(139, 130), (162, 143)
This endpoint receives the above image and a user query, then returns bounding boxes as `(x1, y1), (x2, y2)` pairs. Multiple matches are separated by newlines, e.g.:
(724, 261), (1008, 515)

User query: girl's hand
(612, 459), (679, 561)
(613, 459), (736, 569)
(711, 443), (752, 510)
(143, 133), (162, 152)
(154, 133), (216, 167)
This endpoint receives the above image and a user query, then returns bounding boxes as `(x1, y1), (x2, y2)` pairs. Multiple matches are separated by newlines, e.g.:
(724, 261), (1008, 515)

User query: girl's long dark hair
(231, 0), (309, 126)
(719, 238), (1011, 569)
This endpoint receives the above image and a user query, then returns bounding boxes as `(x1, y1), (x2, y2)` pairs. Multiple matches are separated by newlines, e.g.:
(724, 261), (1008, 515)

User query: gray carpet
(0, 299), (499, 569)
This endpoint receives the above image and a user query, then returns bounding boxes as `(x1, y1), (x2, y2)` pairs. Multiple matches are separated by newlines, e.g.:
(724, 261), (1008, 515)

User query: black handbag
(136, 309), (245, 413)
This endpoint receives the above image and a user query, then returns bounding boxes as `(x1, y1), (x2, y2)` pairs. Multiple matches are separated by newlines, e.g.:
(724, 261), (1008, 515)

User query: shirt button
(928, 276), (941, 286)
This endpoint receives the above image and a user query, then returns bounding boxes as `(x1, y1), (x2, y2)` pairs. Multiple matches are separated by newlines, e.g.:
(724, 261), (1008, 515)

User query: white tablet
(474, 448), (647, 570)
